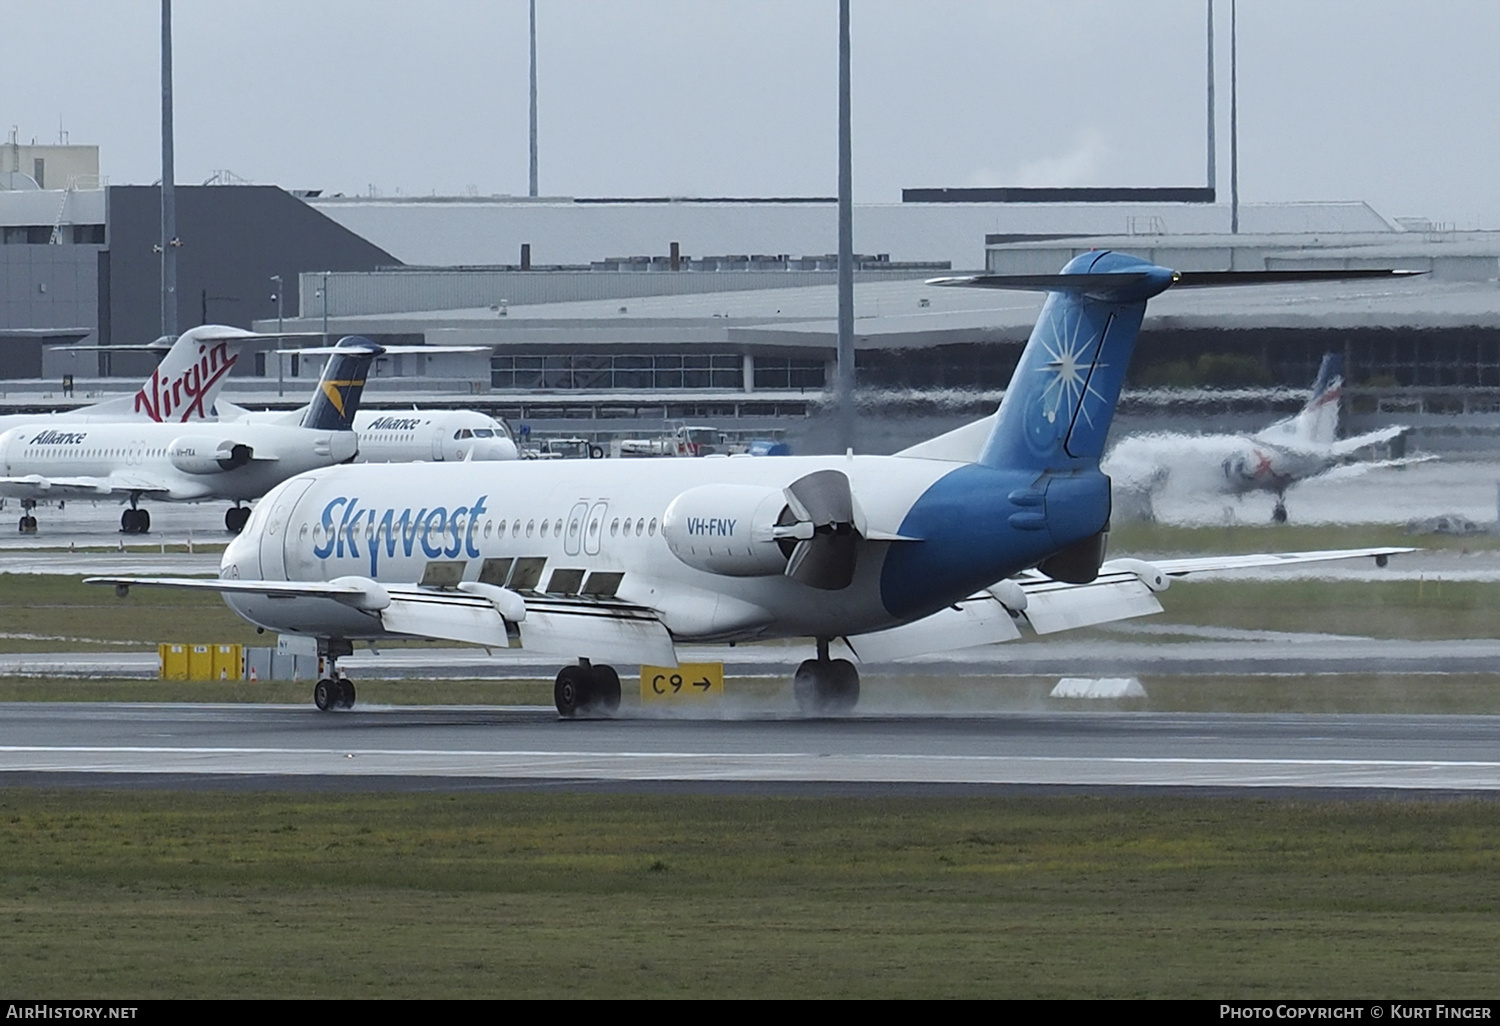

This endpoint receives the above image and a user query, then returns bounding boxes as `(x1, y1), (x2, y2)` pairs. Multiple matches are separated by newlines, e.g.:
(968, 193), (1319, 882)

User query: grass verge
(2, 790), (1499, 998)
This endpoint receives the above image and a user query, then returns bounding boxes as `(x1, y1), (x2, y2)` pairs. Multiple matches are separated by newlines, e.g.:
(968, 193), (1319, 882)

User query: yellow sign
(640, 662), (724, 703)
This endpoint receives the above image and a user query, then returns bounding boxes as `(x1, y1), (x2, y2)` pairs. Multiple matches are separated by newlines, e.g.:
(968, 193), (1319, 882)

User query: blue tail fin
(1309, 352), (1342, 403)
(300, 336), (384, 431)
(975, 251), (1175, 470)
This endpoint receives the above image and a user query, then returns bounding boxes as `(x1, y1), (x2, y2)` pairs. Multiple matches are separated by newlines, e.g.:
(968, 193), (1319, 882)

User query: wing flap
(847, 597), (1022, 662)
(1021, 578), (1162, 634)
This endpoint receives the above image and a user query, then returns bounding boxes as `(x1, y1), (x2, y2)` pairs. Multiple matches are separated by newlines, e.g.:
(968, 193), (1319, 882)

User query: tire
(313, 678), (337, 712)
(554, 665), (595, 718)
(139, 509), (151, 534)
(336, 677), (356, 710)
(588, 445), (605, 460)
(1271, 503), (1288, 525)
(591, 665), (622, 715)
(825, 658), (861, 713)
(792, 659), (822, 715)
(792, 658), (861, 715)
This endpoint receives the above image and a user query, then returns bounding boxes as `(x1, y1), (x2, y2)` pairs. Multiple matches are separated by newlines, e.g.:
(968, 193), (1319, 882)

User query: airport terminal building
(4, 170), (1500, 450)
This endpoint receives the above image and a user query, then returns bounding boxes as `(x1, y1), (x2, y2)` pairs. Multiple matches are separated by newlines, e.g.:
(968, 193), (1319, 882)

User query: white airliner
(1103, 353), (1426, 523)
(2, 337), (385, 534)
(92, 255), (1413, 717)
(218, 343), (518, 463)
(218, 402), (519, 464)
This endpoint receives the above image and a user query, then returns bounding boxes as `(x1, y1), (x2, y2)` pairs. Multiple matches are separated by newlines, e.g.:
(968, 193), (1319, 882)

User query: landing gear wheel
(1271, 502), (1288, 525)
(18, 516), (36, 534)
(120, 508), (151, 534)
(335, 677), (356, 710)
(591, 665), (621, 715)
(313, 678), (337, 712)
(554, 665), (595, 718)
(225, 507), (251, 533)
(793, 658), (861, 715)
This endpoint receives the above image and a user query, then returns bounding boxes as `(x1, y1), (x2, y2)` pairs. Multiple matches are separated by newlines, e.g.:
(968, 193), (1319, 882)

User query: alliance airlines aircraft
(217, 403), (519, 463)
(217, 343), (518, 463)
(3, 337), (383, 534)
(1103, 353), (1429, 523)
(92, 254), (1412, 716)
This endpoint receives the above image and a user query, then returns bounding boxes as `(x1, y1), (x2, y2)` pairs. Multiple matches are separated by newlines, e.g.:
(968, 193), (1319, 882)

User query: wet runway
(2, 702), (1499, 792)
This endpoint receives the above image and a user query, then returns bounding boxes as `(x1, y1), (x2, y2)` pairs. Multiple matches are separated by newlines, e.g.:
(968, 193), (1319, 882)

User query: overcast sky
(8, 1), (1500, 226)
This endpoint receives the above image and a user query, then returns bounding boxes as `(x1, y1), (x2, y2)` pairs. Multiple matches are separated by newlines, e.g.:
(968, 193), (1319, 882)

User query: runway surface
(3, 702), (1500, 793)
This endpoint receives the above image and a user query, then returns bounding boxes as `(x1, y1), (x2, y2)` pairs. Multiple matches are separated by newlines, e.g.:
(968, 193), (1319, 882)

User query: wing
(843, 546), (1412, 662)
(85, 574), (679, 667)
(0, 475), (181, 500)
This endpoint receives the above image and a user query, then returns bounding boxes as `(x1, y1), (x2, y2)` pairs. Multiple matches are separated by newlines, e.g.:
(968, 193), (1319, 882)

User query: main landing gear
(225, 505), (251, 534)
(554, 659), (622, 718)
(793, 638), (860, 715)
(313, 639), (357, 712)
(17, 499), (37, 534)
(121, 493), (151, 535)
(1271, 498), (1289, 524)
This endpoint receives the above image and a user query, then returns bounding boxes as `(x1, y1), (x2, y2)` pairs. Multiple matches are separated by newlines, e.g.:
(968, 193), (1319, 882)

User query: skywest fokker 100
(3, 338), (385, 534)
(93, 254), (1415, 716)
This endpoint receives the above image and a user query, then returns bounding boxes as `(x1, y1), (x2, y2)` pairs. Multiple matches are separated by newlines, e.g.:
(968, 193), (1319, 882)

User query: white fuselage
(0, 421), (358, 502)
(220, 454), (965, 644)
(352, 410), (518, 463)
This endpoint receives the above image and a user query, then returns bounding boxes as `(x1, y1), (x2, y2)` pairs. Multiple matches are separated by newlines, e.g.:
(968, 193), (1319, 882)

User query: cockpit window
(473, 429), (493, 437)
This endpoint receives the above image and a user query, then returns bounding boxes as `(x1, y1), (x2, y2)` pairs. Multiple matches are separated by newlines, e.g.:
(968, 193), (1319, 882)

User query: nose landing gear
(17, 499), (37, 534)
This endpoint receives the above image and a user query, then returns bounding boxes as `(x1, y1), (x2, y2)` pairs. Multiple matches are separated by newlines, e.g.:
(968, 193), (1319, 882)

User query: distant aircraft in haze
(1103, 353), (1428, 523)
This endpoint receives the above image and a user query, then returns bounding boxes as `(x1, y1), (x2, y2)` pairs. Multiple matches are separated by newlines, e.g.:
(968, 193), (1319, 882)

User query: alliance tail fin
(300, 336), (384, 431)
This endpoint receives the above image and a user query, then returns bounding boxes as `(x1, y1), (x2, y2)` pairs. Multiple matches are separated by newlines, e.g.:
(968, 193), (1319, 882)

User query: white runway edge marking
(4, 746), (1500, 789)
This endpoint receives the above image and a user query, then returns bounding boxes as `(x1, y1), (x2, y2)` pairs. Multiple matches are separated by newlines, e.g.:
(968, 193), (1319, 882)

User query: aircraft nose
(221, 525), (261, 581)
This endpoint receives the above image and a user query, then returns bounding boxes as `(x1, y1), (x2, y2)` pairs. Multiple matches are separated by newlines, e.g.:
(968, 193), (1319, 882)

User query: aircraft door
(584, 501), (608, 556)
(259, 477), (319, 581)
(432, 425), (445, 462)
(563, 501), (589, 556)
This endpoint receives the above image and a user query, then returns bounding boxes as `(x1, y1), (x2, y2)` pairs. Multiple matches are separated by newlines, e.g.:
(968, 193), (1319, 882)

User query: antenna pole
(160, 0), (178, 335)
(529, 0), (539, 197)
(836, 0), (855, 452)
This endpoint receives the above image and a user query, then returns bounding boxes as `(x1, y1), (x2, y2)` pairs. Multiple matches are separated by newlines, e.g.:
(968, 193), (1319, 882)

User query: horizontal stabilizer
(930, 267), (1422, 295)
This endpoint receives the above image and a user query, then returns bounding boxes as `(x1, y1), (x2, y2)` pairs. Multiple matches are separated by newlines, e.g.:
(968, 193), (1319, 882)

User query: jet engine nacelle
(662, 484), (792, 577)
(168, 435), (253, 475)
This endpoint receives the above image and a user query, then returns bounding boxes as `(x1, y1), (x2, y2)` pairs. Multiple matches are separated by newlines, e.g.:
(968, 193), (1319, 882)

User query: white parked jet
(2, 337), (385, 534)
(218, 402), (519, 463)
(1103, 353), (1426, 523)
(92, 255), (1412, 716)
(218, 343), (518, 463)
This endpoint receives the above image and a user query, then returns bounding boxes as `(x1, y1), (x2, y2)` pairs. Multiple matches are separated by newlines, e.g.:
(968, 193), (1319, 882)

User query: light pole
(270, 274), (284, 396)
(320, 271), (330, 344)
